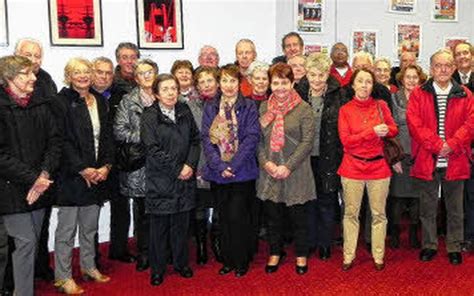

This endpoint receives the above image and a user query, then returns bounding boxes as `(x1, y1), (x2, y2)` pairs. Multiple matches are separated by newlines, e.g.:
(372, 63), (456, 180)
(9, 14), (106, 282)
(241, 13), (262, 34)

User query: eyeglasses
(136, 70), (155, 78)
(433, 63), (454, 70)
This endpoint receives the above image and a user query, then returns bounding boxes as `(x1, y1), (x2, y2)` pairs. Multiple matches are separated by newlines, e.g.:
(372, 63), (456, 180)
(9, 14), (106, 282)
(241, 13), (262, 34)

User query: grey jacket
(257, 100), (317, 206)
(391, 89), (411, 154)
(114, 87), (147, 197)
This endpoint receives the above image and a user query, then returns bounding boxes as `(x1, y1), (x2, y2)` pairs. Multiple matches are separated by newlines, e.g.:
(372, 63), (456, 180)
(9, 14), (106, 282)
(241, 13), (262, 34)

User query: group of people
(0, 31), (473, 295)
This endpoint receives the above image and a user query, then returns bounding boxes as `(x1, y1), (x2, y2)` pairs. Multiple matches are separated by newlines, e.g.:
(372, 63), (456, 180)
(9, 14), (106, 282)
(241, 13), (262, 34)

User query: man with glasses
(407, 49), (474, 265)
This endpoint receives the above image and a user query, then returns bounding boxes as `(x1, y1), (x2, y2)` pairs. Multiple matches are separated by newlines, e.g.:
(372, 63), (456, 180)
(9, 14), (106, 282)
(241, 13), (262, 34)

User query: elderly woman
(338, 69), (398, 271)
(258, 62), (316, 275)
(388, 65), (427, 249)
(288, 55), (307, 85)
(298, 53), (344, 261)
(0, 56), (61, 296)
(141, 74), (200, 286)
(53, 57), (114, 293)
(374, 57), (398, 94)
(172, 60), (200, 101)
(247, 60), (270, 104)
(202, 64), (260, 277)
(193, 65), (223, 262)
(114, 59), (158, 272)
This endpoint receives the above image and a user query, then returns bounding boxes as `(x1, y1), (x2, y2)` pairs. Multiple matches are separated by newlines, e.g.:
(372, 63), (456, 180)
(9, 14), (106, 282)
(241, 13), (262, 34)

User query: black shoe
(136, 257), (149, 272)
(109, 253), (136, 263)
(319, 247), (331, 261)
(235, 267), (248, 278)
(35, 266), (54, 282)
(295, 264), (308, 275)
(409, 224), (421, 249)
(175, 266), (193, 278)
(448, 252), (462, 265)
(419, 249), (437, 261)
(264, 251), (287, 274)
(218, 266), (234, 275)
(150, 273), (164, 286)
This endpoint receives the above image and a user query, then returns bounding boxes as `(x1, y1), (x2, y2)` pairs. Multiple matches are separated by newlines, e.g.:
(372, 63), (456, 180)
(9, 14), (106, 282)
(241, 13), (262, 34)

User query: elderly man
(235, 39), (257, 97)
(108, 42), (140, 264)
(272, 32), (304, 64)
(452, 42), (474, 92)
(389, 51), (417, 87)
(407, 49), (474, 265)
(92, 57), (115, 99)
(329, 42), (352, 87)
(198, 45), (220, 68)
(12, 38), (58, 283)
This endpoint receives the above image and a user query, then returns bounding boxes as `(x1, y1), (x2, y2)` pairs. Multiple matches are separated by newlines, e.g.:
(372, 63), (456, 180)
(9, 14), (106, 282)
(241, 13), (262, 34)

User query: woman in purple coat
(201, 64), (260, 277)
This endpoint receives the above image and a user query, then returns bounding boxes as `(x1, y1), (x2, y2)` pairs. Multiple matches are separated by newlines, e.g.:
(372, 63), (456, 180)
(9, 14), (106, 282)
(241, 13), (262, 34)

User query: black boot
(389, 224), (400, 249)
(409, 224), (421, 249)
(195, 219), (208, 265)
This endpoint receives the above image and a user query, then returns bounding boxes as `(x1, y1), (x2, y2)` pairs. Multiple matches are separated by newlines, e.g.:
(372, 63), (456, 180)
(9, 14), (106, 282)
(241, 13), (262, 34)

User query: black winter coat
(298, 76), (345, 193)
(36, 68), (58, 100)
(0, 87), (62, 215)
(141, 101), (201, 215)
(52, 87), (115, 206)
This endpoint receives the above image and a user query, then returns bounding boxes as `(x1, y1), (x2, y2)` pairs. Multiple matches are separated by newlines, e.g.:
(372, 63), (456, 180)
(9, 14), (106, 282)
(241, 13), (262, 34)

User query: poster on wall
(0, 0), (8, 47)
(395, 23), (422, 58)
(431, 0), (458, 22)
(444, 37), (469, 51)
(296, 0), (324, 34)
(387, 0), (416, 14)
(48, 0), (103, 46)
(351, 30), (378, 58)
(136, 0), (184, 49)
(304, 44), (329, 55)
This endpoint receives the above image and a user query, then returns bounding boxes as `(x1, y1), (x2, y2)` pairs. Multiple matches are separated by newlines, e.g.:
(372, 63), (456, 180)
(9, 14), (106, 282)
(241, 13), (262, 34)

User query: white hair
(246, 60), (269, 77)
(14, 38), (43, 56)
(352, 51), (373, 66)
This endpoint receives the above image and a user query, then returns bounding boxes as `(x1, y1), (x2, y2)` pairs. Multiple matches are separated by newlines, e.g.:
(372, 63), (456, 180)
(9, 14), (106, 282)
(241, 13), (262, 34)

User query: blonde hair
(64, 57), (93, 86)
(374, 57), (392, 68)
(305, 53), (331, 73)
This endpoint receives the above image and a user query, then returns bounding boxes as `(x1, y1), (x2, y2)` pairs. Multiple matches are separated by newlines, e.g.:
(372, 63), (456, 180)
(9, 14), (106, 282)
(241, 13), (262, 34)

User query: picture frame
(0, 0), (8, 47)
(395, 23), (422, 59)
(136, 0), (184, 49)
(431, 0), (458, 22)
(295, 0), (324, 34)
(48, 0), (103, 47)
(444, 36), (469, 51)
(387, 0), (416, 14)
(304, 44), (329, 55)
(351, 30), (378, 59)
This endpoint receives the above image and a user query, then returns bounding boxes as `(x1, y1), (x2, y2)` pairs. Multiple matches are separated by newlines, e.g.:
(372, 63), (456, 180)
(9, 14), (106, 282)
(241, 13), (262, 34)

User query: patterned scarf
(260, 90), (302, 152)
(209, 96), (239, 162)
(5, 87), (32, 107)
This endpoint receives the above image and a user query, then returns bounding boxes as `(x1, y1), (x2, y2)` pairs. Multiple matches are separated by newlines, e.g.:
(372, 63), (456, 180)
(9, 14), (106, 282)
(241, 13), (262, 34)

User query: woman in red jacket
(337, 69), (398, 271)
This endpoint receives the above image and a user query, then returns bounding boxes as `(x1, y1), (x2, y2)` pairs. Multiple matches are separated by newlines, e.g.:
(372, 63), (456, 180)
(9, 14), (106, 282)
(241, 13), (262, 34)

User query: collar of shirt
(159, 102), (176, 122)
(433, 81), (452, 96)
(459, 70), (472, 84)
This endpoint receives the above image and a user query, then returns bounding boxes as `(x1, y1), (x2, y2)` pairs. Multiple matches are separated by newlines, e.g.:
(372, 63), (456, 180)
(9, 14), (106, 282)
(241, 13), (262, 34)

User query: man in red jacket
(407, 49), (474, 265)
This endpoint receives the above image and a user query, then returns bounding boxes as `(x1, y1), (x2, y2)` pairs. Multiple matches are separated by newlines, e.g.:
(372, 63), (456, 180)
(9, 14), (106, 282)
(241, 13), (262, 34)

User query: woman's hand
(221, 167), (235, 178)
(26, 175), (53, 205)
(96, 165), (111, 182)
(178, 164), (194, 180)
(373, 124), (389, 137)
(392, 161), (403, 174)
(80, 168), (100, 187)
(264, 161), (278, 177)
(273, 165), (291, 180)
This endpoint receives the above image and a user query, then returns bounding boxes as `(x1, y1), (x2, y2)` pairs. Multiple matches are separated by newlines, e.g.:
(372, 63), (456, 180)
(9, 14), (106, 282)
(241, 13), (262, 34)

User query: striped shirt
(433, 82), (452, 168)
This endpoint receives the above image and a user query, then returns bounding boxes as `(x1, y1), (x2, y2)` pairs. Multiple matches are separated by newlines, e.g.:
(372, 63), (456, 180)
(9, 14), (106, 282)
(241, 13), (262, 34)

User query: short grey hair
(352, 51), (374, 66)
(235, 39), (256, 55)
(133, 58), (159, 76)
(14, 38), (43, 55)
(374, 57), (392, 68)
(246, 60), (269, 77)
(199, 45), (219, 59)
(92, 56), (113, 68)
(430, 48), (454, 65)
(115, 42), (140, 61)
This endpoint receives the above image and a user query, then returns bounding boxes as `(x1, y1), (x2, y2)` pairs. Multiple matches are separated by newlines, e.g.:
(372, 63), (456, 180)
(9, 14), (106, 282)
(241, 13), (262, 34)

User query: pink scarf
(260, 90), (302, 152)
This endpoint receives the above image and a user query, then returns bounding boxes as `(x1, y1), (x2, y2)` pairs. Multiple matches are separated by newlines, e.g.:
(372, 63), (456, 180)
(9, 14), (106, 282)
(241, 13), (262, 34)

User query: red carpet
(36, 234), (474, 295)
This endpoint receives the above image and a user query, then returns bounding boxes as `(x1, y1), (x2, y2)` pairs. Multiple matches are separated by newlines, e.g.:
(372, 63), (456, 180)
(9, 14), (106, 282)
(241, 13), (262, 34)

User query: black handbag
(376, 102), (405, 165)
(116, 142), (146, 172)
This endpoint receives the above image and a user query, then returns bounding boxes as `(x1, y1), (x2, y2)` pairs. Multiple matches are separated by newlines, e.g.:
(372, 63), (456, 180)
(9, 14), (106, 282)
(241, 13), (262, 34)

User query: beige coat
(257, 100), (317, 206)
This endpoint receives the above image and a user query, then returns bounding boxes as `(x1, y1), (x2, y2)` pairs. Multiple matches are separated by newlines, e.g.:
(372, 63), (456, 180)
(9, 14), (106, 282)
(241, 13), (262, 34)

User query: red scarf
(260, 90), (302, 152)
(5, 87), (31, 107)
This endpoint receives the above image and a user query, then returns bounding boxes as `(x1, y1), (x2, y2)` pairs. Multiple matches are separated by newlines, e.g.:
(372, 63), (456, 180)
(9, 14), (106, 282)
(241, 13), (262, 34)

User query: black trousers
(265, 200), (309, 257)
(464, 165), (474, 242)
(133, 198), (149, 259)
(149, 211), (190, 275)
(212, 181), (254, 269)
(0, 219), (7, 289)
(109, 195), (131, 257)
(390, 197), (419, 225)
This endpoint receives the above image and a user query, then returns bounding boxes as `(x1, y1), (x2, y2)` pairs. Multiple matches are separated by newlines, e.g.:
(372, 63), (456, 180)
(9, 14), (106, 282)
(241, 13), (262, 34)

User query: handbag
(376, 102), (405, 165)
(115, 142), (146, 172)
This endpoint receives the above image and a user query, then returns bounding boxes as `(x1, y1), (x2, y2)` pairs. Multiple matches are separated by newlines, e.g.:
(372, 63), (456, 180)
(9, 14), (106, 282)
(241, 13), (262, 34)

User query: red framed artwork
(136, 0), (184, 49)
(48, 0), (103, 47)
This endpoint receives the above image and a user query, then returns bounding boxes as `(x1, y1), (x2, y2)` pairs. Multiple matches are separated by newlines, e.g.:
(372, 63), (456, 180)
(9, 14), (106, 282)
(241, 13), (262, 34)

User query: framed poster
(444, 37), (469, 51)
(48, 0), (103, 46)
(351, 30), (378, 58)
(0, 0), (8, 47)
(136, 0), (184, 49)
(296, 0), (324, 34)
(395, 23), (422, 58)
(431, 0), (458, 22)
(304, 44), (329, 55)
(387, 0), (416, 14)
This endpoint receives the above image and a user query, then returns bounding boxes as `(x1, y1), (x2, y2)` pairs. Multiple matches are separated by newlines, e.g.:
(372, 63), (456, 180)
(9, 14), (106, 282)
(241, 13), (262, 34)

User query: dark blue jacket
(201, 94), (260, 184)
